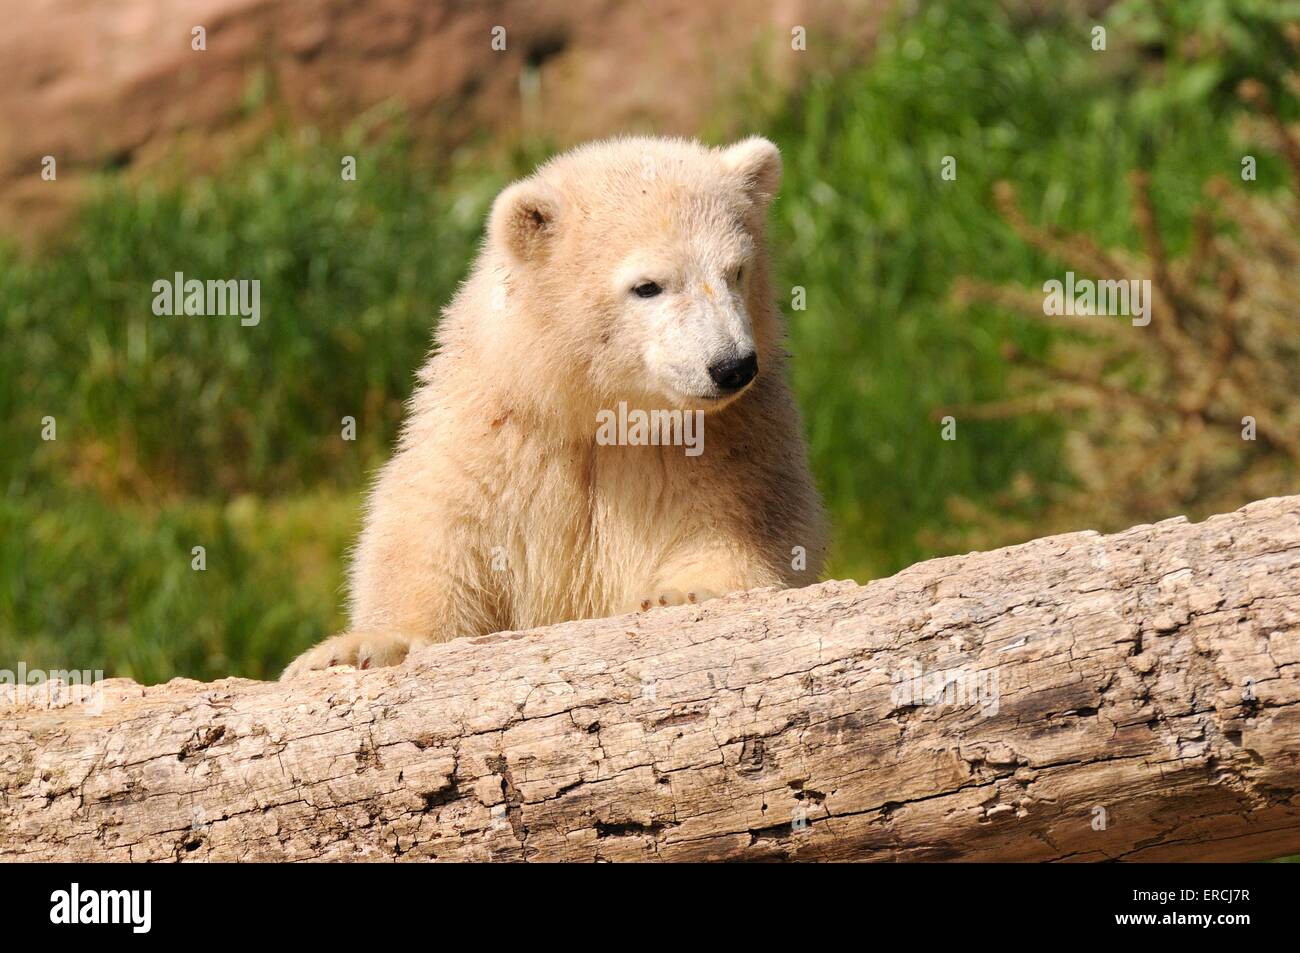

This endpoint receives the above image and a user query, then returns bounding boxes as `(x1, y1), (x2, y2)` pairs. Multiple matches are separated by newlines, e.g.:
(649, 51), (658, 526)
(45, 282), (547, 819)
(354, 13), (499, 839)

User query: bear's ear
(488, 179), (562, 263)
(721, 136), (782, 210)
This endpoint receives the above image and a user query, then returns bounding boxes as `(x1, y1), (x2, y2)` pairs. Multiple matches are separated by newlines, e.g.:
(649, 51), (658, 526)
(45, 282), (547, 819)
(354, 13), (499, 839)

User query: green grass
(1, 0), (1291, 682)
(0, 119), (497, 499)
(0, 491), (354, 681)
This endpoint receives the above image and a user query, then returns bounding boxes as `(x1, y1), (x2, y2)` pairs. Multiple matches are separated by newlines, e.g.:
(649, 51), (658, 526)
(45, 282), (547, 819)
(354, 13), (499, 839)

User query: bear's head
(484, 136), (785, 419)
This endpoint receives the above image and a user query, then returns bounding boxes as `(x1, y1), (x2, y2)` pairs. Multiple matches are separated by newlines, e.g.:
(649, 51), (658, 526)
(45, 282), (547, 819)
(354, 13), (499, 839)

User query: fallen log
(2, 496), (1298, 862)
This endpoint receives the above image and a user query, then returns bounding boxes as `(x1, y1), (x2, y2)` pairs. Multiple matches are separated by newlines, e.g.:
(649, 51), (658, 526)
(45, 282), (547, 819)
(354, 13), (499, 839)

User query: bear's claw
(281, 631), (416, 680)
(634, 589), (720, 612)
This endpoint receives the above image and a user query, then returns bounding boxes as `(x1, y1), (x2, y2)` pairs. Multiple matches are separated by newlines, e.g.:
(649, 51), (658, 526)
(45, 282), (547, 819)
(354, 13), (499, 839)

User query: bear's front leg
(626, 542), (785, 615)
(280, 630), (424, 679)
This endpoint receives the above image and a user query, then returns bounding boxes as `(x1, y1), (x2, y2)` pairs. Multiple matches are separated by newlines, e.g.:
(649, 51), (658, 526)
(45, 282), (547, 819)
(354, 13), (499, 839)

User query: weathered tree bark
(3, 497), (1298, 862)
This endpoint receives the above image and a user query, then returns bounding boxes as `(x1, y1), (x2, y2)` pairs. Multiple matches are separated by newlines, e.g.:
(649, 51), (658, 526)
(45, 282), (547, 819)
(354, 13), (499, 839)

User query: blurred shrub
(0, 117), (500, 499)
(946, 20), (1300, 545)
(0, 491), (354, 682)
(765, 0), (1290, 576)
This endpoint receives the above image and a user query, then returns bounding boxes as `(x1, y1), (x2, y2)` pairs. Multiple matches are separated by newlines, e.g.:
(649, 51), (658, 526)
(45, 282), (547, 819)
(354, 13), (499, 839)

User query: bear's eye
(633, 281), (662, 299)
(734, 266), (745, 282)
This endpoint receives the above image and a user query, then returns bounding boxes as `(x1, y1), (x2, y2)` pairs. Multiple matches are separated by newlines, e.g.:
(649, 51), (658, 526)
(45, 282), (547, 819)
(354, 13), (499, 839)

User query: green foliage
(1110, 0), (1300, 111)
(0, 491), (354, 682)
(0, 121), (500, 497)
(769, 0), (1286, 577)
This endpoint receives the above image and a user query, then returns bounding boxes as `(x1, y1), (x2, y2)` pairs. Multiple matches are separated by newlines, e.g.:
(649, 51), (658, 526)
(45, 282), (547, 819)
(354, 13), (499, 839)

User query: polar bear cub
(282, 136), (826, 678)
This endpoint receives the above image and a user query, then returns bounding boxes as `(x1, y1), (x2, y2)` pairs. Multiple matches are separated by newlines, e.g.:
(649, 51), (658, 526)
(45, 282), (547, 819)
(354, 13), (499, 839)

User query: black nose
(707, 351), (758, 392)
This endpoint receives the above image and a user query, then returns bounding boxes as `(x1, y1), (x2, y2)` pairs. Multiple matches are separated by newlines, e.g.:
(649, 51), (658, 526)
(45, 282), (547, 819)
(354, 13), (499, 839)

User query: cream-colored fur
(282, 136), (826, 678)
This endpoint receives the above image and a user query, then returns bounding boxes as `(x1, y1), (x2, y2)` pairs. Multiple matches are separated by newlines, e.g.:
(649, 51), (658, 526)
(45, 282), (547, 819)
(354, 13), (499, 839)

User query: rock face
(2, 496), (1297, 862)
(0, 0), (885, 239)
